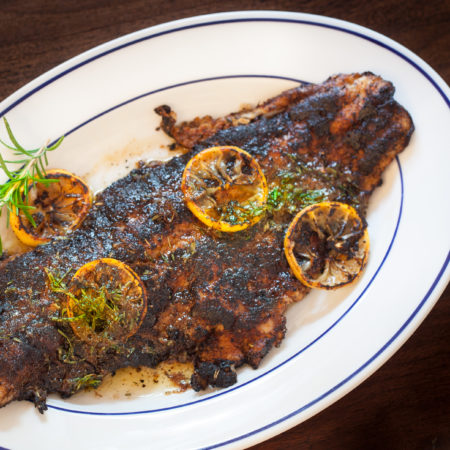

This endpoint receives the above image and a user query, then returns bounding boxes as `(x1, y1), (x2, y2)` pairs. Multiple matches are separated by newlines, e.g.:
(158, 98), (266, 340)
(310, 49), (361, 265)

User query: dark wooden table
(0, 1), (449, 449)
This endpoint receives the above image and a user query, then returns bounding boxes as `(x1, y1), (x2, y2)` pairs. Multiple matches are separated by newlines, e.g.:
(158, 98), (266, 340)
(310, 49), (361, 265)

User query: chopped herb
(70, 286), (125, 331)
(71, 374), (102, 391)
(57, 329), (81, 364)
(46, 268), (127, 333)
(266, 184), (328, 214)
(45, 268), (72, 294)
(267, 186), (282, 208)
(217, 200), (265, 225)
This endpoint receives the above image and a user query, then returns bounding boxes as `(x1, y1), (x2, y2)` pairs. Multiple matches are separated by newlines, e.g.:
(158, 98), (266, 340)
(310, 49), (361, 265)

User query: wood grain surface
(0, 1), (449, 449)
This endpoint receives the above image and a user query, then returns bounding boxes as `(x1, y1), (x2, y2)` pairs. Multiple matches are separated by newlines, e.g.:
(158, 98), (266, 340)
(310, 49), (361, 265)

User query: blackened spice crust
(0, 73), (413, 410)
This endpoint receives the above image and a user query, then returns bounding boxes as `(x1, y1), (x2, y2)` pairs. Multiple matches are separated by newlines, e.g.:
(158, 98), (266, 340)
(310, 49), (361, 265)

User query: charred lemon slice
(66, 258), (147, 345)
(10, 169), (92, 247)
(181, 146), (268, 232)
(284, 201), (369, 289)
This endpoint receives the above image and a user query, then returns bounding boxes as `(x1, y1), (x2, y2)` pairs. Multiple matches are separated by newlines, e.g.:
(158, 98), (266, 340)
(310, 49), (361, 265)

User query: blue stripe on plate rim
(0, 13), (448, 450)
(0, 16), (448, 119)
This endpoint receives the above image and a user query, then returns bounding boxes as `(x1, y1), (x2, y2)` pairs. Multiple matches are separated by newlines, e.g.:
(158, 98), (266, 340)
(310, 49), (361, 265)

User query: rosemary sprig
(0, 117), (64, 254)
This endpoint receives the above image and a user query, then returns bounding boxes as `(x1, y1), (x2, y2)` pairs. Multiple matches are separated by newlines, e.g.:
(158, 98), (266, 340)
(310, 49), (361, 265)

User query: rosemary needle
(0, 117), (64, 255)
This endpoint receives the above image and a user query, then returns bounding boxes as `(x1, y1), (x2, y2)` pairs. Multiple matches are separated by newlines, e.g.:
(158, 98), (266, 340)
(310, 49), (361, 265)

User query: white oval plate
(0, 11), (449, 450)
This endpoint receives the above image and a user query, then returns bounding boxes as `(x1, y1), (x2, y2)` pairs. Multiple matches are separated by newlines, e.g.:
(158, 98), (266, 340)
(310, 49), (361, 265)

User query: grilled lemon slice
(181, 146), (268, 232)
(10, 169), (92, 247)
(284, 201), (369, 289)
(66, 258), (147, 345)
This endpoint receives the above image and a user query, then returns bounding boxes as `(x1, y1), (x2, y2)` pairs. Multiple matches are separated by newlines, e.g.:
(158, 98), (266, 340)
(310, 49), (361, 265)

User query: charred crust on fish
(0, 73), (413, 410)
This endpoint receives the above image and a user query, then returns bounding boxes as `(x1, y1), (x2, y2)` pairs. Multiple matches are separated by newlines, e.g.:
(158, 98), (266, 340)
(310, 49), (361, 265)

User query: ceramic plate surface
(0, 11), (449, 450)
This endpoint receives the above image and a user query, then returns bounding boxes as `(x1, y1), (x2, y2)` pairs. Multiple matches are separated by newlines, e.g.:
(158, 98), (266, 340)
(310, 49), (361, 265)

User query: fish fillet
(0, 72), (414, 411)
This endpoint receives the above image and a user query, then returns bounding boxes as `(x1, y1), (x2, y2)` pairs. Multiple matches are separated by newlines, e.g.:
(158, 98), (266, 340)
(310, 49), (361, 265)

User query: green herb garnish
(46, 268), (125, 332)
(57, 328), (80, 364)
(71, 373), (102, 391)
(0, 117), (64, 254)
(71, 285), (126, 332)
(266, 184), (328, 214)
(217, 200), (266, 225)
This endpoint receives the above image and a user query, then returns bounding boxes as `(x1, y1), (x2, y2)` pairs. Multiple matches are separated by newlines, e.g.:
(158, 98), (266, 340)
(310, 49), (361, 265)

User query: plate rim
(1, 11), (449, 117)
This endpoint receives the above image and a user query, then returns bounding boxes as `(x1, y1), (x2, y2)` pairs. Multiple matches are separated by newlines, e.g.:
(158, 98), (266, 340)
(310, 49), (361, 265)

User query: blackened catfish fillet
(0, 73), (413, 411)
